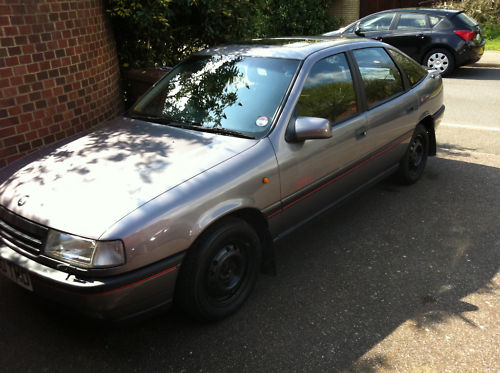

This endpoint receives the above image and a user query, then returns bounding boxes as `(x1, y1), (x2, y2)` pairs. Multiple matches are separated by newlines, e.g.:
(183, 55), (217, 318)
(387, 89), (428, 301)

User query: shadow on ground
(1, 155), (499, 372)
(450, 67), (500, 81)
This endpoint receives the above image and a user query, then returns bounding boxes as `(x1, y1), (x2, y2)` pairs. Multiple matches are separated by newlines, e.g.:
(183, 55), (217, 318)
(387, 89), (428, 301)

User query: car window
(297, 53), (357, 124)
(388, 49), (427, 87)
(132, 56), (300, 138)
(456, 12), (478, 27)
(429, 15), (441, 27)
(359, 13), (395, 32)
(353, 48), (404, 108)
(396, 13), (428, 29)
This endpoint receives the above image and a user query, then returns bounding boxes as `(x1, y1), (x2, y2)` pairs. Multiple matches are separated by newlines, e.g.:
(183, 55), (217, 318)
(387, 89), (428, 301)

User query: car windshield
(129, 55), (300, 138)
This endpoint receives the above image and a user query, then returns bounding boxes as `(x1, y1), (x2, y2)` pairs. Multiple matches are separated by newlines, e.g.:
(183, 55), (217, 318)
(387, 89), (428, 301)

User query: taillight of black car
(454, 30), (477, 41)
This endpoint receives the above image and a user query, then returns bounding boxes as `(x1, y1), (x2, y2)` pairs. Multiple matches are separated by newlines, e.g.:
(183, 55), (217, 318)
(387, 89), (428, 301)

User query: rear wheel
(424, 49), (455, 77)
(175, 217), (262, 321)
(397, 124), (429, 185)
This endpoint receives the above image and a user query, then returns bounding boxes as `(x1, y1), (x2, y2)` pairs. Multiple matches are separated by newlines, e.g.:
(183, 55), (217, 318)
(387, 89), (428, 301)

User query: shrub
(105, 0), (340, 68)
(432, 0), (500, 24)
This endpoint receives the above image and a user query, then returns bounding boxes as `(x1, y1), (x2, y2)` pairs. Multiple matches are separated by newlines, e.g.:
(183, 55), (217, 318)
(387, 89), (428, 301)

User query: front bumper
(0, 244), (184, 320)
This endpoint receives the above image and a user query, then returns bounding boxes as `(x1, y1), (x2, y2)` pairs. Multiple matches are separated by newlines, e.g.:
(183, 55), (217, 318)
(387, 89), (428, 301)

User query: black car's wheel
(175, 217), (262, 321)
(397, 124), (429, 185)
(424, 49), (455, 77)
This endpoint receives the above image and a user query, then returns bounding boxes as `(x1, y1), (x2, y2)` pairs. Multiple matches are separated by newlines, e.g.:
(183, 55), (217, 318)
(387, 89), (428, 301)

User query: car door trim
(265, 129), (413, 219)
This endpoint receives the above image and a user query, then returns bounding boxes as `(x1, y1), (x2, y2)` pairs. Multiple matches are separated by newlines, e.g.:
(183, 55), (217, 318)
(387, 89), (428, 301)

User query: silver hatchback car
(0, 37), (444, 321)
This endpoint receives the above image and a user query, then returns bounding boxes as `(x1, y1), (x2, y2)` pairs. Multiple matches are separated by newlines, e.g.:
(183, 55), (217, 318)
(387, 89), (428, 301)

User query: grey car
(0, 37), (444, 321)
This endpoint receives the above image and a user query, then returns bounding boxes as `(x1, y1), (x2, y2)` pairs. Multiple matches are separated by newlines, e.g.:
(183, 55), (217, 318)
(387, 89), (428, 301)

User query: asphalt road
(1, 66), (499, 372)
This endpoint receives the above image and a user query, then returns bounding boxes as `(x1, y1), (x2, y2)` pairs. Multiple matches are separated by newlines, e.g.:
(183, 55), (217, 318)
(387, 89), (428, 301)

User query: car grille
(0, 205), (48, 256)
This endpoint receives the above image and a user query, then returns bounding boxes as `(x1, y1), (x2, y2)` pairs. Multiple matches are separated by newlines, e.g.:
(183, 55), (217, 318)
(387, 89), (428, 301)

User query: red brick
(31, 139), (43, 148)
(26, 63), (39, 73)
(30, 120), (42, 130)
(10, 76), (23, 85)
(35, 43), (47, 52)
(0, 127), (16, 138)
(0, 146), (17, 159)
(8, 46), (22, 56)
(19, 113), (33, 123)
(9, 16), (24, 26)
(22, 44), (35, 54)
(23, 73), (35, 83)
(22, 102), (34, 112)
(18, 54), (31, 64)
(16, 123), (29, 134)
(1, 37), (14, 47)
(15, 35), (28, 45)
(19, 25), (32, 34)
(18, 142), (32, 152)
(16, 94), (29, 105)
(3, 135), (25, 147)
(0, 16), (10, 27)
(8, 106), (21, 116)
(5, 56), (18, 66)
(24, 15), (36, 25)
(28, 34), (40, 44)
(0, 97), (15, 107)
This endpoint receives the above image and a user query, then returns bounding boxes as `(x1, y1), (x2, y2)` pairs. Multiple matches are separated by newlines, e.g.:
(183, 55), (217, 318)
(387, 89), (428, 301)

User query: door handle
(355, 127), (367, 139)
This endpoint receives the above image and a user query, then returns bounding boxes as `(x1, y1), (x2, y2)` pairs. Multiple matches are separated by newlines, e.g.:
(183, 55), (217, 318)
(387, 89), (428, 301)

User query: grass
(483, 23), (500, 51)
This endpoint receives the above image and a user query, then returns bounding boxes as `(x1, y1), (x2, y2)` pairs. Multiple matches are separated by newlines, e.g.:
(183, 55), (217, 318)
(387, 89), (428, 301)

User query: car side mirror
(354, 24), (365, 37)
(288, 116), (332, 142)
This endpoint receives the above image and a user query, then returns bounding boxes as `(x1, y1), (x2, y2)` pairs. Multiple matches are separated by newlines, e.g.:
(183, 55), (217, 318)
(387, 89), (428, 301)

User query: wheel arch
(195, 207), (276, 275)
(419, 115), (437, 156)
(421, 44), (457, 65)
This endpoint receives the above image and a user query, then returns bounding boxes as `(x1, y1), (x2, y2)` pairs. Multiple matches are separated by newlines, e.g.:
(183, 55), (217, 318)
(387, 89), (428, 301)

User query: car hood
(0, 117), (257, 238)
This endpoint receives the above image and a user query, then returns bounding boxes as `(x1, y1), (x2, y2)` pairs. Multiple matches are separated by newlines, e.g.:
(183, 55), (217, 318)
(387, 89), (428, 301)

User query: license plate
(0, 258), (33, 291)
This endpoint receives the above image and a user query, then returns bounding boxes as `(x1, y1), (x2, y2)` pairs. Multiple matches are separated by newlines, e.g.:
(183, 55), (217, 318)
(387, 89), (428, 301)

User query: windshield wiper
(127, 113), (255, 139)
(167, 121), (255, 139)
(126, 113), (173, 125)
(190, 124), (255, 139)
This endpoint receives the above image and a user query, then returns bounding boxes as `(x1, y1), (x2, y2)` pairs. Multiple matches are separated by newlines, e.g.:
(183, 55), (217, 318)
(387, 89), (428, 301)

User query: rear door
(382, 12), (433, 62)
(350, 47), (419, 178)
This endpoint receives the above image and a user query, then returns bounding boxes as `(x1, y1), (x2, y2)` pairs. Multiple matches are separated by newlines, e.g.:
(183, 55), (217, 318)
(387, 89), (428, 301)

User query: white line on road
(441, 123), (500, 132)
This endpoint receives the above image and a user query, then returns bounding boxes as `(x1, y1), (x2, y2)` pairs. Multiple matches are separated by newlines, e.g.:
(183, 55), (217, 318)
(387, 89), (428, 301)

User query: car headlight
(45, 230), (125, 268)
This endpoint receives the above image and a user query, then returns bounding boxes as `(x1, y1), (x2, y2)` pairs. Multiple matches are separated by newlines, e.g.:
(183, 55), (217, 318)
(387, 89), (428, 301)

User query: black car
(324, 8), (485, 76)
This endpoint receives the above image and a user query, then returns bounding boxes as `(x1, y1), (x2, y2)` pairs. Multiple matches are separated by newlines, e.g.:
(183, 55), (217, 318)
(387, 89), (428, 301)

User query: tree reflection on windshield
(133, 55), (300, 138)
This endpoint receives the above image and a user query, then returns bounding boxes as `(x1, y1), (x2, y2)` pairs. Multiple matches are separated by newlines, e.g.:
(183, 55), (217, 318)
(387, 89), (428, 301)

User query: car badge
(17, 195), (29, 206)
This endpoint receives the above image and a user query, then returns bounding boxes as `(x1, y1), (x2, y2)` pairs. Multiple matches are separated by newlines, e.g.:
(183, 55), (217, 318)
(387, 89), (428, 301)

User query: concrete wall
(0, 0), (121, 168)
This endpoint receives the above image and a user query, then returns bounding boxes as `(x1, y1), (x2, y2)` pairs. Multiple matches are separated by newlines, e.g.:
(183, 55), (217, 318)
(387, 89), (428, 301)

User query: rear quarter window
(353, 48), (404, 108)
(456, 12), (479, 27)
(388, 49), (427, 87)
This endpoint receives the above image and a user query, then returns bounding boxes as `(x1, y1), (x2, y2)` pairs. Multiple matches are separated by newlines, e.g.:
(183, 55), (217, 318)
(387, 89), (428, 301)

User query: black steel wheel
(175, 217), (262, 321)
(397, 124), (429, 185)
(424, 48), (455, 77)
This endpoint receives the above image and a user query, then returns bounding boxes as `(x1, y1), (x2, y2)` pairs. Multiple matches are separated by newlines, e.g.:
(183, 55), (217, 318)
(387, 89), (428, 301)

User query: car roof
(374, 8), (461, 16)
(197, 37), (376, 60)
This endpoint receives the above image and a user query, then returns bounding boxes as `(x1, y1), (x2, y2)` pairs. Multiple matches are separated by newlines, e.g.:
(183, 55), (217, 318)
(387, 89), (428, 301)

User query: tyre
(396, 124), (429, 185)
(175, 217), (262, 321)
(424, 49), (455, 77)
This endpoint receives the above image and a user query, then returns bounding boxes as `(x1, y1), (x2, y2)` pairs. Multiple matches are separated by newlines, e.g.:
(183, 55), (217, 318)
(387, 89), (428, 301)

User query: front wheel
(424, 49), (455, 77)
(175, 217), (262, 321)
(396, 124), (429, 185)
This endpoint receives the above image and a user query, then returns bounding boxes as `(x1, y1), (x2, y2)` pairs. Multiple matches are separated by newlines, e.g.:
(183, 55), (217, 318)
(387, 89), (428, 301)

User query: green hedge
(105, 0), (340, 68)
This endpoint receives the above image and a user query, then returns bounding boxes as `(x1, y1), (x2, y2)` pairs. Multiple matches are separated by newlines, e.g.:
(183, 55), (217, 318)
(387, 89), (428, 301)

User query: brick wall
(0, 0), (121, 168)
(329, 0), (361, 25)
